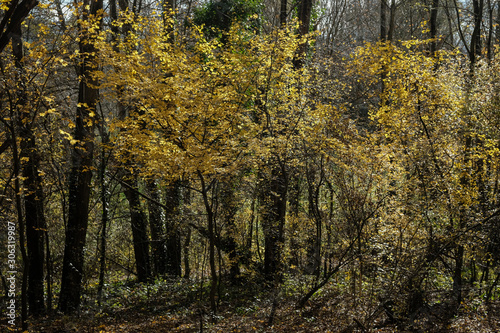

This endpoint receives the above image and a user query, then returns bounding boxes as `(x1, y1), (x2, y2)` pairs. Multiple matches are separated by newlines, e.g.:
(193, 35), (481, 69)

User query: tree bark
(288, 173), (300, 269)
(147, 180), (168, 276)
(165, 180), (182, 277)
(59, 0), (102, 313)
(305, 162), (322, 277)
(0, 0), (38, 53)
(123, 176), (152, 282)
(9, 73), (29, 331)
(280, 0), (287, 26)
(429, 0), (439, 55)
(97, 128), (109, 304)
(260, 161), (287, 282)
(11, 21), (46, 316)
(198, 172), (217, 314)
(219, 179), (240, 281)
(380, 0), (388, 41)
(470, 0), (484, 67)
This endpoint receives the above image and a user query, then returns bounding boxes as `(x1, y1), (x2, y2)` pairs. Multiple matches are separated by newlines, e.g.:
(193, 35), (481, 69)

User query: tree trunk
(59, 0), (102, 313)
(429, 0), (439, 55)
(219, 179), (240, 281)
(453, 245), (464, 304)
(280, 0), (287, 26)
(165, 181), (182, 277)
(183, 185), (192, 279)
(305, 163), (322, 277)
(22, 124), (46, 316)
(9, 79), (29, 330)
(11, 21), (46, 316)
(380, 0), (388, 41)
(288, 173), (300, 269)
(387, 0), (396, 41)
(147, 180), (168, 276)
(0, 0), (38, 53)
(294, 0), (313, 68)
(260, 161), (287, 282)
(198, 172), (217, 315)
(184, 226), (191, 279)
(470, 0), (484, 67)
(123, 176), (151, 282)
(97, 128), (109, 304)
(496, 1), (500, 47)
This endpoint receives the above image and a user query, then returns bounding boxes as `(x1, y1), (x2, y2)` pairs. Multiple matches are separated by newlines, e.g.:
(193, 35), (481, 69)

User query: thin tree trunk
(183, 185), (192, 279)
(487, 0), (494, 60)
(387, 0), (396, 41)
(496, 1), (500, 46)
(380, 0), (388, 41)
(470, 0), (484, 67)
(198, 172), (217, 315)
(44, 230), (52, 313)
(219, 179), (240, 282)
(260, 161), (287, 282)
(184, 227), (191, 279)
(10, 88), (29, 330)
(147, 180), (167, 276)
(165, 181), (182, 277)
(280, 0), (287, 26)
(97, 129), (109, 304)
(288, 173), (300, 269)
(12, 21), (46, 316)
(123, 176), (151, 282)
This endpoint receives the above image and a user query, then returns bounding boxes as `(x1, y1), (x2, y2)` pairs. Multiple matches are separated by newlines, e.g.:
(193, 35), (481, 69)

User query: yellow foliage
(97, 15), (335, 184)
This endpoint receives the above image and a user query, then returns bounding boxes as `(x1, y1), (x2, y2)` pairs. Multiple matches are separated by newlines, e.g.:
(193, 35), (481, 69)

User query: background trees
(1, 0), (500, 331)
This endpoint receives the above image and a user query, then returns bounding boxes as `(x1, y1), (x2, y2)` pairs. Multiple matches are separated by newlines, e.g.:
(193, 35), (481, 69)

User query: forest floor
(4, 274), (500, 332)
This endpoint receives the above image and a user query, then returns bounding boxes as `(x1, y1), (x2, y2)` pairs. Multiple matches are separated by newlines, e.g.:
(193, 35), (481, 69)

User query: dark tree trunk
(470, 0), (484, 66)
(147, 180), (168, 276)
(183, 226), (191, 279)
(165, 181), (182, 277)
(288, 173), (300, 269)
(97, 129), (109, 304)
(198, 172), (217, 314)
(298, 0), (313, 36)
(496, 1), (500, 47)
(429, 0), (439, 55)
(260, 161), (287, 282)
(387, 0), (397, 41)
(22, 127), (46, 316)
(244, 192), (256, 265)
(123, 176), (152, 282)
(280, 0), (287, 26)
(380, 0), (388, 41)
(294, 0), (313, 68)
(183, 185), (192, 279)
(59, 0), (102, 313)
(9, 74), (29, 331)
(486, 0), (494, 60)
(219, 179), (240, 281)
(453, 245), (464, 304)
(0, 0), (38, 53)
(305, 163), (322, 277)
(11, 22), (46, 316)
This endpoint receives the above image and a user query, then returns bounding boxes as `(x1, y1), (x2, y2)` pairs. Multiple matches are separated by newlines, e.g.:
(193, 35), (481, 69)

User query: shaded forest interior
(1, 0), (500, 331)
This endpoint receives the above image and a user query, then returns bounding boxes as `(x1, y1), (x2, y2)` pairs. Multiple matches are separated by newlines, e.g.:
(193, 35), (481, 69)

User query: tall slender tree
(59, 0), (103, 313)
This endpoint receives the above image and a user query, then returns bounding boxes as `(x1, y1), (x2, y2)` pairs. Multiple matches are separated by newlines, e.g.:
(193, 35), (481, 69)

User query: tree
(59, 0), (103, 313)
(0, 0), (38, 53)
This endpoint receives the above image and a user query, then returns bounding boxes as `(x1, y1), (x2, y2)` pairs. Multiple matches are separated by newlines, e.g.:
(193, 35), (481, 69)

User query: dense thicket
(1, 0), (500, 331)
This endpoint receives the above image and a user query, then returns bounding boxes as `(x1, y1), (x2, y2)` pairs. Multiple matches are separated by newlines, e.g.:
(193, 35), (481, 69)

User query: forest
(1, 0), (500, 331)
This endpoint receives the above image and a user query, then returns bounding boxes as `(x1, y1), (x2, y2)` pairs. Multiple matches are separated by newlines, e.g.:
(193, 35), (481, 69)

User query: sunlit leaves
(96, 14), (330, 185)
